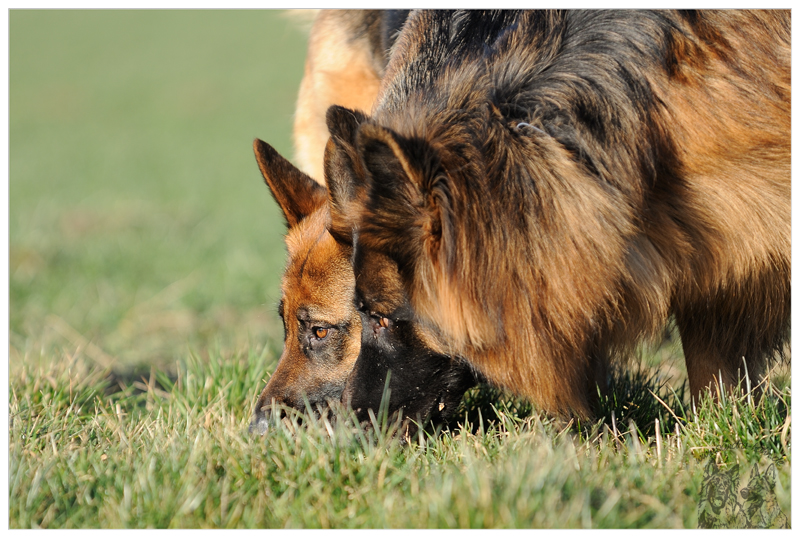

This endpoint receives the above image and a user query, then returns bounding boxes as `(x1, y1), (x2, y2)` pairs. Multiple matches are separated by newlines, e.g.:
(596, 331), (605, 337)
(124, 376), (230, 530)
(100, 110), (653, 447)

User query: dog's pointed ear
(355, 123), (453, 269)
(356, 123), (419, 194)
(253, 139), (327, 229)
(326, 105), (369, 148)
(324, 105), (370, 243)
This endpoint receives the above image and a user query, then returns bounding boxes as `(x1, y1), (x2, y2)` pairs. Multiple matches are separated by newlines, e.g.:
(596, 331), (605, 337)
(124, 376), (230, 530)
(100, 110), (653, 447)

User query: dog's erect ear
(356, 123), (423, 196)
(324, 105), (371, 243)
(355, 123), (453, 269)
(253, 139), (327, 229)
(326, 105), (369, 148)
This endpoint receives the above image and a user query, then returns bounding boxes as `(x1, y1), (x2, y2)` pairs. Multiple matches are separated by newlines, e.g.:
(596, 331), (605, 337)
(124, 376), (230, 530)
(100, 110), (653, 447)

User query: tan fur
(650, 11), (790, 403)
(293, 11), (383, 183)
(256, 208), (362, 410)
(252, 12), (401, 428)
(250, 140), (362, 426)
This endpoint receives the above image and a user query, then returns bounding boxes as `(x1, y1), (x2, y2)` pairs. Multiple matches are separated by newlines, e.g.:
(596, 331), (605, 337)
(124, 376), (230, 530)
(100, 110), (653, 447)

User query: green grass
(8, 10), (791, 529)
(8, 349), (791, 528)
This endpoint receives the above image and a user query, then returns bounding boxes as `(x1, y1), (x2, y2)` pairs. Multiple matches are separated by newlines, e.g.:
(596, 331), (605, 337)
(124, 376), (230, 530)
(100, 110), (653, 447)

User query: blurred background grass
(9, 10), (312, 371)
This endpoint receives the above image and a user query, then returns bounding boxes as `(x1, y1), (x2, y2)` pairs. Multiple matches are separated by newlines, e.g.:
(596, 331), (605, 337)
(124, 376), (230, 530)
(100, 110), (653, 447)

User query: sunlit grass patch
(9, 348), (790, 528)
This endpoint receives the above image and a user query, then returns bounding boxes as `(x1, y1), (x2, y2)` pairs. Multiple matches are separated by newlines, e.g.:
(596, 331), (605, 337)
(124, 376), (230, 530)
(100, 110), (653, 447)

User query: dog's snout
(249, 410), (270, 435)
(249, 394), (288, 436)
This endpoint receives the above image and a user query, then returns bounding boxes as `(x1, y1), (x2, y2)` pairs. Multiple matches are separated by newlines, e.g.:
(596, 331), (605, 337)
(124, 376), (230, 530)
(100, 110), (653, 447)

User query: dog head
(249, 138), (361, 435)
(326, 105), (479, 433)
(343, 244), (479, 436)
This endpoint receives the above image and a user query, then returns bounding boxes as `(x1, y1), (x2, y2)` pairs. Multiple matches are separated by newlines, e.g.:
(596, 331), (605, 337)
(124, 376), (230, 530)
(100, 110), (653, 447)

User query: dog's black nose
(249, 399), (288, 436)
(249, 410), (270, 435)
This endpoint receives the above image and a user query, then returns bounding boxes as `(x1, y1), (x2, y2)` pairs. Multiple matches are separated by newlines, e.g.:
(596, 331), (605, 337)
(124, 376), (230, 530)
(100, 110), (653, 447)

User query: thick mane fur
(352, 10), (790, 416)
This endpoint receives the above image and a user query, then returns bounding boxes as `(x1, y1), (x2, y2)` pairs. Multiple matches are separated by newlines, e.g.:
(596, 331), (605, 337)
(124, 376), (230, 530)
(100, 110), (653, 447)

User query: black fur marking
(342, 310), (479, 436)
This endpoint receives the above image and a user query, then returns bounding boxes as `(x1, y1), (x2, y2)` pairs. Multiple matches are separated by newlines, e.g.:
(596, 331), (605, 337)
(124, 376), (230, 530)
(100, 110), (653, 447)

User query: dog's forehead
(281, 266), (356, 324)
(281, 216), (356, 324)
(284, 208), (329, 259)
(290, 234), (352, 285)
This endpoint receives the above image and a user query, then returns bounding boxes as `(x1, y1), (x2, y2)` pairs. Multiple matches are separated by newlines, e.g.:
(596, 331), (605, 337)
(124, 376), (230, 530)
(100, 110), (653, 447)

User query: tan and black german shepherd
(250, 10), (476, 434)
(249, 11), (393, 433)
(325, 10), (790, 420)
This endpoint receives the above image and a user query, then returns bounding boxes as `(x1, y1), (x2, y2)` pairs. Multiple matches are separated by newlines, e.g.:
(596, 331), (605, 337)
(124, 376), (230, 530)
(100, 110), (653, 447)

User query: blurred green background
(9, 10), (311, 371)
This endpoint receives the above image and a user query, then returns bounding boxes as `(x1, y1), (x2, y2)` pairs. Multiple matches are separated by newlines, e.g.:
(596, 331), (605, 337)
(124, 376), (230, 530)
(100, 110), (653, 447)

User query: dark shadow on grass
(440, 360), (688, 442)
(593, 363), (688, 439)
(103, 366), (178, 400)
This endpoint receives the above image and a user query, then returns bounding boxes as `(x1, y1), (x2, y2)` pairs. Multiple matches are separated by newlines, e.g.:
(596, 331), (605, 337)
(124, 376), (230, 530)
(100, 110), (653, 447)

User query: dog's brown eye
(314, 327), (329, 339)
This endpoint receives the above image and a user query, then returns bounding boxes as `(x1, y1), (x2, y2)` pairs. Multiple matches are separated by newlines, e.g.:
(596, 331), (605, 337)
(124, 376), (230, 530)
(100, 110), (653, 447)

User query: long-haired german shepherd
(250, 10), (476, 434)
(327, 10), (790, 420)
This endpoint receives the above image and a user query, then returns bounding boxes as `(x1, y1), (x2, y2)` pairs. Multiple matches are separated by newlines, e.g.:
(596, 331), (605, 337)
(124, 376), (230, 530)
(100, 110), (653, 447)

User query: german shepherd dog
(250, 10), (476, 434)
(250, 11), (395, 433)
(328, 10), (790, 420)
